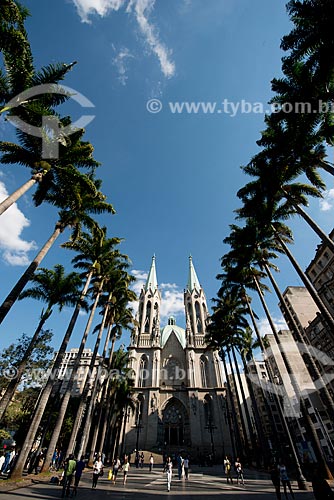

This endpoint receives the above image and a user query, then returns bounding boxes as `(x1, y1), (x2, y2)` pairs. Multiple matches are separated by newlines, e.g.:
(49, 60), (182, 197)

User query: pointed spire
(145, 255), (158, 291)
(187, 255), (201, 292)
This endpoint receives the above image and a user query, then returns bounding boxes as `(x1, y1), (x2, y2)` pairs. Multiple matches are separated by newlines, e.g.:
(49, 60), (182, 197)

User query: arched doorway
(162, 398), (189, 447)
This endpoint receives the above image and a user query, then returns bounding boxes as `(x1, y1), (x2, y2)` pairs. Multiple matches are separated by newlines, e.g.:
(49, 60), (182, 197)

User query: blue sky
(0, 0), (333, 355)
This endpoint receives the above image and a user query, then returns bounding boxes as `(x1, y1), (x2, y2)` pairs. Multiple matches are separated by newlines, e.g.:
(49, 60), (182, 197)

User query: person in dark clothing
(73, 456), (85, 496)
(270, 464), (281, 500)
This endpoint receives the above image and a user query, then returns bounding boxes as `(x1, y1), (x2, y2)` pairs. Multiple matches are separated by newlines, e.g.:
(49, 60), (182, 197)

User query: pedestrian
(140, 452), (144, 468)
(92, 455), (103, 489)
(278, 462), (295, 499)
(73, 455), (85, 496)
(183, 456), (189, 480)
(112, 456), (121, 484)
(224, 456), (233, 484)
(177, 453), (184, 479)
(164, 456), (173, 492)
(61, 454), (77, 498)
(123, 457), (130, 485)
(270, 464), (281, 500)
(135, 450), (140, 468)
(149, 454), (154, 472)
(235, 458), (244, 485)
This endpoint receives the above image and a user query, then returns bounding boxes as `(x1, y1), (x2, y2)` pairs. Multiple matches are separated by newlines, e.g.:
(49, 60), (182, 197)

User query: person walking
(92, 456), (103, 489)
(224, 456), (233, 484)
(235, 458), (244, 485)
(123, 457), (130, 485)
(140, 452), (144, 468)
(177, 453), (184, 480)
(279, 462), (295, 499)
(111, 456), (121, 484)
(270, 464), (281, 500)
(61, 454), (76, 498)
(183, 456), (189, 480)
(149, 454), (154, 472)
(164, 456), (173, 492)
(73, 456), (85, 496)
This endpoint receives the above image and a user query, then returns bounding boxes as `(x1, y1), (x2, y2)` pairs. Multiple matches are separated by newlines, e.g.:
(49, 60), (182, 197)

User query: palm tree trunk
(253, 277), (332, 480)
(288, 198), (334, 254)
(0, 307), (52, 421)
(0, 222), (63, 324)
(87, 326), (115, 466)
(243, 293), (284, 456)
(263, 262), (334, 419)
(240, 354), (269, 466)
(275, 232), (334, 334)
(226, 349), (251, 462)
(231, 346), (256, 462)
(10, 270), (93, 480)
(0, 173), (43, 216)
(221, 352), (238, 459)
(42, 280), (104, 472)
(93, 334), (117, 456)
(76, 298), (112, 459)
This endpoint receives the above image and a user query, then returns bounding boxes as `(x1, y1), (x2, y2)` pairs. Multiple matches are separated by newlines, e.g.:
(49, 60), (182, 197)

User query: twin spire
(144, 255), (201, 292)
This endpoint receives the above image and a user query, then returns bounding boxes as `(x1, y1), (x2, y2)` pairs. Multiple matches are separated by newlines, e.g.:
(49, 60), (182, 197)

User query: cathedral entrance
(162, 398), (188, 447)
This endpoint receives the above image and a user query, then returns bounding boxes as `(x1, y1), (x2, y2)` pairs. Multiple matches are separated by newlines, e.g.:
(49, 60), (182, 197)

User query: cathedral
(124, 256), (232, 461)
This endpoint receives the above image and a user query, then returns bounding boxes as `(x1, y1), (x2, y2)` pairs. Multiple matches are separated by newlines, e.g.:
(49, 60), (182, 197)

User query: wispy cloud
(257, 316), (288, 337)
(72, 0), (175, 78)
(320, 188), (334, 212)
(0, 181), (36, 265)
(112, 46), (134, 85)
(130, 270), (184, 323)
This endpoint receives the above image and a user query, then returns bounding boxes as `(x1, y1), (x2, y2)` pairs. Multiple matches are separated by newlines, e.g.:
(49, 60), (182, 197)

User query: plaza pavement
(0, 465), (317, 499)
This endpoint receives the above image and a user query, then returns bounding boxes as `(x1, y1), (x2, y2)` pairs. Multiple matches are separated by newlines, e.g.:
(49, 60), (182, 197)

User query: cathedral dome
(160, 317), (186, 349)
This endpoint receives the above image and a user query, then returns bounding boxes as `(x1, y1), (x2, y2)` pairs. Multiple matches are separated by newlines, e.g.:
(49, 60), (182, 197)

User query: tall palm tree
(42, 243), (133, 471)
(0, 264), (82, 420)
(9, 226), (114, 480)
(0, 174), (114, 325)
(0, 124), (97, 216)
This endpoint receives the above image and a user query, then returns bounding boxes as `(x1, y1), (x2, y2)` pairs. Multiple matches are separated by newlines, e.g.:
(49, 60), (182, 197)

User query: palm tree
(42, 243), (133, 471)
(0, 123), (97, 216)
(0, 264), (82, 421)
(9, 227), (114, 480)
(281, 0), (334, 88)
(0, 174), (114, 325)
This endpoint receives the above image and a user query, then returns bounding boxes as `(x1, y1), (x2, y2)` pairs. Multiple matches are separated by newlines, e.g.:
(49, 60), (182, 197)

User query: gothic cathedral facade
(125, 256), (232, 461)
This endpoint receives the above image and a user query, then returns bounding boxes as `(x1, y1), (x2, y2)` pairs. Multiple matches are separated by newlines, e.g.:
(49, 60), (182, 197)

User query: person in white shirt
(164, 457), (173, 491)
(183, 457), (189, 480)
(149, 454), (154, 472)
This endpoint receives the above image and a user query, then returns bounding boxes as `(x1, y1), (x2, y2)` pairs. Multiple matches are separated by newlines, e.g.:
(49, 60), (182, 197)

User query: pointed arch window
(203, 394), (214, 425)
(200, 355), (208, 388)
(195, 302), (202, 333)
(144, 301), (151, 333)
(138, 355), (148, 387)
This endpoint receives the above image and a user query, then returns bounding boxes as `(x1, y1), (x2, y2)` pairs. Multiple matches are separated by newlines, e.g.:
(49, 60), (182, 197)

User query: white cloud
(112, 46), (134, 85)
(257, 316), (288, 337)
(0, 182), (37, 265)
(130, 270), (184, 323)
(319, 188), (334, 212)
(159, 284), (184, 321)
(72, 0), (175, 78)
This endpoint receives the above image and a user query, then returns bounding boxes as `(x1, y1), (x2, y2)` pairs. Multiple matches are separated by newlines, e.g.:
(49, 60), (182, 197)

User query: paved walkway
(0, 466), (316, 499)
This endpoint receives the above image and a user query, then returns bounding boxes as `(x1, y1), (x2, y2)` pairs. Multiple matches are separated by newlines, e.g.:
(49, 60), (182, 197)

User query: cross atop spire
(144, 255), (158, 291)
(187, 255), (201, 292)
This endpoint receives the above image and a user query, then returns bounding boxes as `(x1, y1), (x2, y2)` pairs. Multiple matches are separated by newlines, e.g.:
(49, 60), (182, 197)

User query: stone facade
(123, 257), (232, 461)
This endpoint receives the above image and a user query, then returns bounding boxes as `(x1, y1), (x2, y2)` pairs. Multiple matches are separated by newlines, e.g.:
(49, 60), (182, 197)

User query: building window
(139, 355), (148, 387)
(200, 356), (208, 388)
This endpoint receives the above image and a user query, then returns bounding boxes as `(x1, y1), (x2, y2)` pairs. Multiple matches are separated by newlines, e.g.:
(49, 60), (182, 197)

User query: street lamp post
(205, 416), (217, 463)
